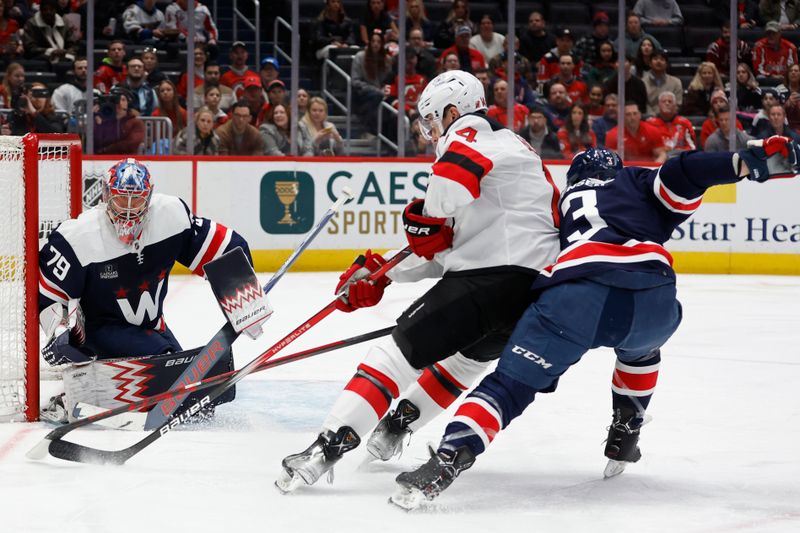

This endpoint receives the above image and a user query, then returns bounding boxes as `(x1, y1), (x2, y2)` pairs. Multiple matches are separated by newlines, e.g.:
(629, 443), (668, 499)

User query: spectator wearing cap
(120, 57), (157, 117)
(592, 93), (618, 148)
(537, 28), (582, 84)
(122, 0), (167, 45)
(487, 79), (529, 133)
(260, 56), (281, 91)
(438, 24), (487, 74)
(646, 92), (696, 155)
(519, 11), (555, 65)
(217, 101), (265, 156)
(142, 47), (167, 86)
(240, 74), (271, 127)
(574, 12), (612, 67)
(22, 0), (78, 65)
(632, 0), (683, 26)
(706, 20), (753, 75)
(492, 51), (537, 109)
(164, 0), (218, 55)
(387, 46), (428, 115)
(409, 27), (438, 80)
(700, 89), (744, 147)
(267, 79), (288, 109)
(220, 41), (259, 100)
(752, 21), (798, 82)
(759, 0), (800, 31)
(434, 0), (476, 50)
(642, 48), (683, 115)
(94, 40), (128, 94)
(470, 14), (504, 63)
(751, 88), (787, 135)
(519, 106), (562, 158)
(605, 101), (667, 162)
(603, 57), (648, 114)
(681, 62), (723, 117)
(313, 0), (358, 60)
(703, 105), (753, 152)
(359, 0), (399, 46)
(614, 13), (662, 60)
(177, 44), (207, 99)
(193, 62), (235, 110)
(545, 54), (589, 106)
(755, 103), (800, 141)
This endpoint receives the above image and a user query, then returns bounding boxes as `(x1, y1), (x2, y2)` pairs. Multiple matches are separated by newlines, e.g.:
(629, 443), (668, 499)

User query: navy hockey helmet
(103, 158), (153, 245)
(566, 148), (623, 186)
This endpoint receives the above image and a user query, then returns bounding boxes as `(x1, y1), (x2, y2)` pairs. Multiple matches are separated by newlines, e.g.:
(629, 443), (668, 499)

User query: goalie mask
(103, 158), (153, 245)
(566, 148), (623, 186)
(417, 70), (487, 141)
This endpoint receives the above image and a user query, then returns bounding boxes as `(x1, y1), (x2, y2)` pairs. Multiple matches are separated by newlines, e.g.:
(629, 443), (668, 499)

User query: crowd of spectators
(2, 0), (800, 160)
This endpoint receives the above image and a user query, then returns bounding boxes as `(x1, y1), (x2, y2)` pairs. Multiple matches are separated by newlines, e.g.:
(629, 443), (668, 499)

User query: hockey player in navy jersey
(390, 139), (800, 509)
(38, 158), (264, 420)
(275, 70), (561, 493)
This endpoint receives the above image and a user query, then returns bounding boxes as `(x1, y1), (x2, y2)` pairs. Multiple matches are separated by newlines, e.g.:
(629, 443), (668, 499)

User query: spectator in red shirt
(438, 24), (486, 74)
(388, 46), (428, 115)
(241, 73), (271, 126)
(605, 101), (666, 162)
(177, 44), (206, 99)
(646, 92), (696, 155)
(706, 20), (752, 75)
(752, 21), (799, 82)
(486, 78), (529, 133)
(0, 1), (21, 59)
(537, 27), (581, 83)
(220, 41), (258, 100)
(152, 79), (186, 137)
(94, 40), (128, 94)
(557, 103), (597, 159)
(546, 54), (588, 105)
(700, 89), (743, 147)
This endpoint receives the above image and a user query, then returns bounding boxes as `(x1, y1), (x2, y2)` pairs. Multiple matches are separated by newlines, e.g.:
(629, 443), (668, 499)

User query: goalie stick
(71, 326), (396, 430)
(27, 247), (412, 464)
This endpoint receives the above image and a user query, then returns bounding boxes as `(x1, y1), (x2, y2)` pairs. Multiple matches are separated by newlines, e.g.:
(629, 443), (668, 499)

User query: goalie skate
(603, 409), (652, 479)
(389, 445), (475, 510)
(366, 399), (420, 462)
(275, 426), (360, 494)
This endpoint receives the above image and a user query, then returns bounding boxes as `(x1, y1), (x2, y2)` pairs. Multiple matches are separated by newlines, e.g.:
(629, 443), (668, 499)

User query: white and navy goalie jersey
(535, 151), (742, 288)
(392, 112), (561, 282)
(38, 194), (251, 332)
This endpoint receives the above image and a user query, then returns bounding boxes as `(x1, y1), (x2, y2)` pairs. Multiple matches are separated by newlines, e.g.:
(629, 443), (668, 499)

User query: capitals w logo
(117, 278), (166, 326)
(107, 360), (154, 404)
(218, 282), (263, 313)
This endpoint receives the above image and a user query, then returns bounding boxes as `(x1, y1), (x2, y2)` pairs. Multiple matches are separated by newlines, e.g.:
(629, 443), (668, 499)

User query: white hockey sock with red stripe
(322, 337), (421, 438)
(405, 352), (490, 433)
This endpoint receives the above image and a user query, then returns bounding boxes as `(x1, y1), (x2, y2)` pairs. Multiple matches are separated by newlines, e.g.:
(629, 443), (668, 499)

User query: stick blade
(25, 438), (52, 461)
(46, 439), (129, 466)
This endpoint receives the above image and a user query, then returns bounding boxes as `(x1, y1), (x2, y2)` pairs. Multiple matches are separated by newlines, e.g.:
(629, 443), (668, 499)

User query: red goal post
(0, 133), (82, 422)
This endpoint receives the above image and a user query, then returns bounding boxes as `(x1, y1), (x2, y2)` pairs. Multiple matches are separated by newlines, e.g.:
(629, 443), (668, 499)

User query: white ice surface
(1, 273), (799, 533)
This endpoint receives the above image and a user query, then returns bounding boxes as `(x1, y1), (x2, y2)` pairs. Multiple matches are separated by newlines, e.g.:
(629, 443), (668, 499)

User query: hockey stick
(28, 247), (411, 464)
(73, 325), (397, 430)
(142, 187), (354, 432)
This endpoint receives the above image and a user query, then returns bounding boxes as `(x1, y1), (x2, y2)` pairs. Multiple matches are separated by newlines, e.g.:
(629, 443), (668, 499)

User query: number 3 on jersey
(562, 190), (607, 243)
(454, 127), (478, 143)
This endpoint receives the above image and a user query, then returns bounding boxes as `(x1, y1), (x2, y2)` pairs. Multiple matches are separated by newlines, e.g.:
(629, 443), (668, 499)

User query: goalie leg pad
(82, 323), (183, 360)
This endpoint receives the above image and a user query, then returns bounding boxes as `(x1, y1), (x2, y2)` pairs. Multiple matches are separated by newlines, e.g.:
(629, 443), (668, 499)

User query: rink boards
(82, 156), (800, 275)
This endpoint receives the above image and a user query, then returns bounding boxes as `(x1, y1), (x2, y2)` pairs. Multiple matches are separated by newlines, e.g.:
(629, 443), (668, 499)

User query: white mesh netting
(0, 136), (74, 421)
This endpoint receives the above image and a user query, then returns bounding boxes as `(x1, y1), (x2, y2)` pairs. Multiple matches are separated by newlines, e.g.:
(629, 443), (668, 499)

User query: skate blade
(389, 485), (426, 511)
(274, 469), (304, 494)
(603, 459), (628, 479)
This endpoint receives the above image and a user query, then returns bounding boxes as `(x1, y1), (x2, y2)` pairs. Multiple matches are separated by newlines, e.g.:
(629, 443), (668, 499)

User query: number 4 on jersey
(455, 127), (478, 143)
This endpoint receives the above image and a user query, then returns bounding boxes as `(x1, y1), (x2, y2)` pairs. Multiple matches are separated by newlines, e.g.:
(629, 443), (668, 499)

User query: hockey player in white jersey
(38, 158), (270, 421)
(276, 70), (561, 493)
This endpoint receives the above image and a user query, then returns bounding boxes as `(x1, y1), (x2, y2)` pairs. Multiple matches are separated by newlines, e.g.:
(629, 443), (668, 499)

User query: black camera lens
(31, 88), (49, 98)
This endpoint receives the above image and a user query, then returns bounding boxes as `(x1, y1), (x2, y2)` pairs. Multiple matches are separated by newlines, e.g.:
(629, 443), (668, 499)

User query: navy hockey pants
(84, 323), (182, 360)
(439, 277), (681, 456)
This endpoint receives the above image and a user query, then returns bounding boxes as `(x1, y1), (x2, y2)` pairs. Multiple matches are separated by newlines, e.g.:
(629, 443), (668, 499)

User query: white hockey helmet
(416, 70), (487, 140)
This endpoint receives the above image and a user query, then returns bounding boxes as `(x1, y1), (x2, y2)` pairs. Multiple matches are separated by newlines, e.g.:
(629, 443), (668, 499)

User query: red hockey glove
(335, 250), (389, 312)
(402, 199), (453, 260)
(737, 136), (800, 182)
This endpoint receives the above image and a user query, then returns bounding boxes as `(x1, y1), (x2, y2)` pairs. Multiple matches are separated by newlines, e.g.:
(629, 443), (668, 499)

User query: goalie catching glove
(402, 198), (454, 260)
(737, 135), (800, 182)
(335, 250), (389, 312)
(205, 247), (272, 340)
(39, 299), (95, 366)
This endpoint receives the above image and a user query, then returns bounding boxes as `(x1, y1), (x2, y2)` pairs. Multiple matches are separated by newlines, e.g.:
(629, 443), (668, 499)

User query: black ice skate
(366, 399), (420, 462)
(389, 445), (475, 510)
(603, 407), (652, 479)
(275, 426), (360, 494)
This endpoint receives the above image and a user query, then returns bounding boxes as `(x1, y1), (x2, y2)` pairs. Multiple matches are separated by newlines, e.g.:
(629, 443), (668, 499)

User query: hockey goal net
(0, 134), (81, 422)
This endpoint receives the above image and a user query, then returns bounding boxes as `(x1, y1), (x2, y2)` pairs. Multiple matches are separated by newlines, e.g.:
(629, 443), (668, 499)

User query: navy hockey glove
(402, 199), (454, 260)
(335, 250), (389, 313)
(737, 136), (800, 182)
(42, 330), (95, 367)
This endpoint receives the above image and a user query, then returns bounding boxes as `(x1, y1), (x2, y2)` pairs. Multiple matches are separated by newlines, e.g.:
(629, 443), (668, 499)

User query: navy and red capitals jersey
(534, 151), (741, 288)
(38, 194), (250, 331)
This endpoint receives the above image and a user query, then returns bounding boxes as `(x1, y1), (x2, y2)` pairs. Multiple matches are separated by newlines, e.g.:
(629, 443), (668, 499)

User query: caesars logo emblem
(260, 171), (314, 234)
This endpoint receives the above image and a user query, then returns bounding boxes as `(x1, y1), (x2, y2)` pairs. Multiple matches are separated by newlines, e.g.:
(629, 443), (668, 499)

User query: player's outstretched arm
(735, 136), (800, 182)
